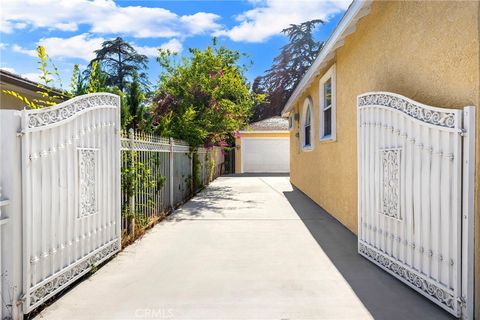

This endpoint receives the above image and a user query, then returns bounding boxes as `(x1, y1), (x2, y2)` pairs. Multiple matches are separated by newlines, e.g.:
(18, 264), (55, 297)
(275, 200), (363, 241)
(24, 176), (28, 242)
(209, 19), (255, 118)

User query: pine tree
(257, 19), (324, 119)
(250, 76), (268, 121)
(91, 37), (149, 92)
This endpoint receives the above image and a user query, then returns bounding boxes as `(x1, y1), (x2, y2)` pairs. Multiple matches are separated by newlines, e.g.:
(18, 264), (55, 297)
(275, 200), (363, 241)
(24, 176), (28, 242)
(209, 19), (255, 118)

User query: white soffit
(281, 0), (372, 116)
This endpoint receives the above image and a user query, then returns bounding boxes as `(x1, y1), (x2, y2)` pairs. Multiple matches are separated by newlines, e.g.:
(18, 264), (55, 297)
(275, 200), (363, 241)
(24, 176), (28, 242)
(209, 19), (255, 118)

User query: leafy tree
(252, 76), (265, 95)
(86, 61), (108, 93)
(67, 60), (132, 130)
(68, 64), (86, 96)
(152, 42), (254, 148)
(255, 19), (324, 119)
(126, 73), (147, 131)
(91, 37), (149, 92)
(250, 76), (268, 122)
(120, 94), (132, 130)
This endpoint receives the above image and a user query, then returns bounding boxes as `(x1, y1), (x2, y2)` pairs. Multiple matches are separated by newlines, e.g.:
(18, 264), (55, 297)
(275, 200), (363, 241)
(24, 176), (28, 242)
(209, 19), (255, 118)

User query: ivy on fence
(121, 151), (166, 230)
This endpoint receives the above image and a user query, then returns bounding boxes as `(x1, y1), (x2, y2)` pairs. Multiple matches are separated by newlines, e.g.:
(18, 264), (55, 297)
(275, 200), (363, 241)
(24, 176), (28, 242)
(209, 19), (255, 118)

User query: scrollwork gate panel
(20, 93), (121, 313)
(357, 92), (467, 317)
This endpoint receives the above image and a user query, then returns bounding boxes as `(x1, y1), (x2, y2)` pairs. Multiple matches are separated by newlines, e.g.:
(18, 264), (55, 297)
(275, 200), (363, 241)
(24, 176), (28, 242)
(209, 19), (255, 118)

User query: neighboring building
(235, 116), (290, 173)
(0, 69), (67, 110)
(281, 1), (479, 318)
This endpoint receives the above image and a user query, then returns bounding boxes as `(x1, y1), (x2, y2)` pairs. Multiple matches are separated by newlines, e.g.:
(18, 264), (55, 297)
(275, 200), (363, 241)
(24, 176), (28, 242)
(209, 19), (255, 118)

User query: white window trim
(319, 64), (336, 142)
(301, 97), (314, 151)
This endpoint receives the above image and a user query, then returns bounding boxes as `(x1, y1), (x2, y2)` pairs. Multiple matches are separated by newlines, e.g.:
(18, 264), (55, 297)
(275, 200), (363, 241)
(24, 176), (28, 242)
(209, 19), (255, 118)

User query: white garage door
(242, 138), (290, 173)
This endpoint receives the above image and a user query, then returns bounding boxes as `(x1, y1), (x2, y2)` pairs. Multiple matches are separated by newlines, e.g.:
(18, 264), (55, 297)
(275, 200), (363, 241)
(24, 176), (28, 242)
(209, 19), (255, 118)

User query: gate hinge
(457, 296), (466, 306)
(459, 129), (467, 137)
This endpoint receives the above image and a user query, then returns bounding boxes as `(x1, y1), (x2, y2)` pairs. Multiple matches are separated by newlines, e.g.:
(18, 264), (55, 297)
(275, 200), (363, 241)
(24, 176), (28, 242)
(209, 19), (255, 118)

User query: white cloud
(0, 43), (7, 49)
(135, 46), (160, 58)
(135, 39), (183, 57)
(14, 22), (28, 29)
(1, 0), (222, 38)
(38, 34), (105, 61)
(12, 44), (37, 57)
(0, 20), (13, 33)
(216, 0), (351, 42)
(53, 22), (78, 32)
(12, 34), (104, 61)
(180, 12), (222, 35)
(13, 34), (183, 61)
(160, 38), (183, 53)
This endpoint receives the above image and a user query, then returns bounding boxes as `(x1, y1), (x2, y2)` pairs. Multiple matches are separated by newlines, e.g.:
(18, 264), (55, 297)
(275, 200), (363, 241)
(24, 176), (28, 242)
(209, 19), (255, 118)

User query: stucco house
(0, 69), (67, 110)
(235, 116), (290, 173)
(281, 0), (479, 318)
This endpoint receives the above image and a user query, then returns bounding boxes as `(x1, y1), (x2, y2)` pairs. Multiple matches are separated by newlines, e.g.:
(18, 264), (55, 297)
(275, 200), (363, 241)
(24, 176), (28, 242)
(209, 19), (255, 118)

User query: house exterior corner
(285, 0), (480, 317)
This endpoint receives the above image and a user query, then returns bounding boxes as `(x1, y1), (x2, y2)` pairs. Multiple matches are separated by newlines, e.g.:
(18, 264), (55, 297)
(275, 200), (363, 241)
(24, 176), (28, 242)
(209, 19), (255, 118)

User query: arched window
(302, 97), (313, 150)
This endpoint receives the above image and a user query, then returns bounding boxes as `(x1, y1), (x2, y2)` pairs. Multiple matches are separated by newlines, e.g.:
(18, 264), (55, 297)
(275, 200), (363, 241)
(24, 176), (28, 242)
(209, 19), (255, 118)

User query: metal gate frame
(20, 93), (121, 313)
(356, 92), (475, 318)
(0, 191), (10, 319)
(461, 106), (475, 319)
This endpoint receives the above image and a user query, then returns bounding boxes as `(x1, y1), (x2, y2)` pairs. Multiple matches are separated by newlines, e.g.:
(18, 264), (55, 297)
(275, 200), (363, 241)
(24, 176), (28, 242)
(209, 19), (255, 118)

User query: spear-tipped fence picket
(120, 129), (224, 243)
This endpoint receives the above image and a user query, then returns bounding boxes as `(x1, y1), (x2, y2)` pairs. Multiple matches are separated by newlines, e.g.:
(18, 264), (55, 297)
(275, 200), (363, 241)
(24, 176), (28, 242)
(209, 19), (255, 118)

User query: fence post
(128, 128), (135, 237)
(190, 151), (194, 194)
(169, 138), (174, 209)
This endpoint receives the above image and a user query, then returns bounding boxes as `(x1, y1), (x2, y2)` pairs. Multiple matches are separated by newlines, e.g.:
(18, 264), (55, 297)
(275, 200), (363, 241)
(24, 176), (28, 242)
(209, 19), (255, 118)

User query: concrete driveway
(36, 175), (452, 320)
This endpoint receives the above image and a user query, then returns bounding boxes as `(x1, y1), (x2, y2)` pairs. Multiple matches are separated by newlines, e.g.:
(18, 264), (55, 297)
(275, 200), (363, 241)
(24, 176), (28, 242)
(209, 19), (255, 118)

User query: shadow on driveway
(223, 173), (290, 177)
(283, 186), (454, 320)
(168, 183), (260, 221)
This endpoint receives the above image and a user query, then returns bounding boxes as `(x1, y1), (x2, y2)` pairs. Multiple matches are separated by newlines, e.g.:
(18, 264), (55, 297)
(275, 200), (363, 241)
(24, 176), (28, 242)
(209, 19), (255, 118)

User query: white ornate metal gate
(20, 93), (121, 312)
(357, 92), (475, 317)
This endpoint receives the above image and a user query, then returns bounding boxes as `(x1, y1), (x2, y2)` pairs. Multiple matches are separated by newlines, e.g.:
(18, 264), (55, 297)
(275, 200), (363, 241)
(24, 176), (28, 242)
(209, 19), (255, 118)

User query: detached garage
(235, 116), (290, 173)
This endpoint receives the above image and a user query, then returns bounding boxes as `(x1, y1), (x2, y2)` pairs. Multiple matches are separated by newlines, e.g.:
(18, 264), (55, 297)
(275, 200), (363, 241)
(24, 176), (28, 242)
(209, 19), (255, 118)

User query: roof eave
(0, 69), (68, 99)
(281, 0), (372, 117)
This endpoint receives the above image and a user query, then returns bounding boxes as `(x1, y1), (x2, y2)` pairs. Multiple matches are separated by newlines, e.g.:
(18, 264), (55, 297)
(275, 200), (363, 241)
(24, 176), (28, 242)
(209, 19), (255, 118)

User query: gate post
(190, 151), (193, 195)
(128, 129), (135, 237)
(169, 138), (174, 208)
(0, 110), (24, 319)
(462, 106), (476, 320)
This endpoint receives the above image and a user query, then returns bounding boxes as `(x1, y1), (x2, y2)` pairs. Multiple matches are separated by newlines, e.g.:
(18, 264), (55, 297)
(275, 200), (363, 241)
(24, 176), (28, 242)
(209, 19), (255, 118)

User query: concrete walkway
(36, 175), (452, 320)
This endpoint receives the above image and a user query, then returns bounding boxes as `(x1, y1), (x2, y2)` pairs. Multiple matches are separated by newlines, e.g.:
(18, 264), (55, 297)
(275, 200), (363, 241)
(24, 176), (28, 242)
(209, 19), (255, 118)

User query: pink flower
(233, 131), (241, 139)
(209, 70), (216, 77)
(218, 69), (224, 76)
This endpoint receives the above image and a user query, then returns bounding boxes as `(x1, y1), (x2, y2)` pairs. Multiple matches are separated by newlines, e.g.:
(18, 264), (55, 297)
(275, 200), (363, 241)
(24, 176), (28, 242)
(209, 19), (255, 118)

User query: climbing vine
(121, 151), (166, 230)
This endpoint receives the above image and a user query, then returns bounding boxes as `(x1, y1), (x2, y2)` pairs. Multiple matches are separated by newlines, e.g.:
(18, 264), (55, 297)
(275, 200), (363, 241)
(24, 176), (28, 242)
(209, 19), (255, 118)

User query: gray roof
(0, 69), (67, 99)
(246, 116), (289, 131)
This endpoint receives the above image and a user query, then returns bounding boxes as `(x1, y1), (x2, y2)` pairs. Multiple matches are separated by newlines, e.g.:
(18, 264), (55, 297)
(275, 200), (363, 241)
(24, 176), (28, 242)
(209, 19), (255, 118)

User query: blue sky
(0, 0), (349, 89)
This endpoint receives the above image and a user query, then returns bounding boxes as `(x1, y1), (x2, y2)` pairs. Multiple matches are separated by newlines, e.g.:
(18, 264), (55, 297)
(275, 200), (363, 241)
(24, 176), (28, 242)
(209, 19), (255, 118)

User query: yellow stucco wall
(0, 81), (65, 110)
(235, 131), (290, 173)
(289, 1), (479, 313)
